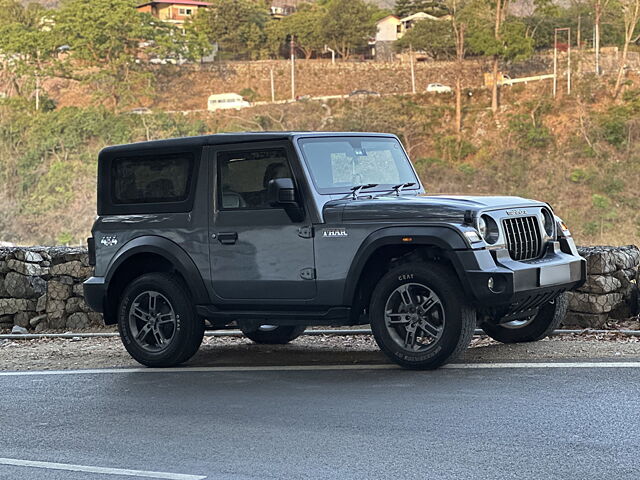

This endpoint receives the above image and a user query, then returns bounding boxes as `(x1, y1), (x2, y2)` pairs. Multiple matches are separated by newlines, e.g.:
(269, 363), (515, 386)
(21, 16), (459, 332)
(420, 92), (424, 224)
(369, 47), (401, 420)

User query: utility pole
(409, 44), (416, 94)
(270, 67), (275, 103)
(290, 35), (296, 101)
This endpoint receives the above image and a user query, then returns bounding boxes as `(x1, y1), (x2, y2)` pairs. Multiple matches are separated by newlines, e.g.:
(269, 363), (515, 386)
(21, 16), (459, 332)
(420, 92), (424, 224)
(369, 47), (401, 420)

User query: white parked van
(207, 93), (251, 111)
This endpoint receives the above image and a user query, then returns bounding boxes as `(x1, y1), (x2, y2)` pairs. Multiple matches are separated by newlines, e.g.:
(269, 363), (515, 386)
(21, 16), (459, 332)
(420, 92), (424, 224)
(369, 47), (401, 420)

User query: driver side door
(207, 142), (317, 302)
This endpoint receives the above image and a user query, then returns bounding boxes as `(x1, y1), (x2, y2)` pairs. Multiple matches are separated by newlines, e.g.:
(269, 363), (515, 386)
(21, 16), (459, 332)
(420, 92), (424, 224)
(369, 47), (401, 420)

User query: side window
(217, 148), (292, 210)
(111, 153), (193, 205)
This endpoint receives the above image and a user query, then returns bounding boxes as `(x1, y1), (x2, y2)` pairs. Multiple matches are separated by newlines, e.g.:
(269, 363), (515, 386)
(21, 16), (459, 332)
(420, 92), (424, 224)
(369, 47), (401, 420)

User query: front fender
(343, 225), (471, 304)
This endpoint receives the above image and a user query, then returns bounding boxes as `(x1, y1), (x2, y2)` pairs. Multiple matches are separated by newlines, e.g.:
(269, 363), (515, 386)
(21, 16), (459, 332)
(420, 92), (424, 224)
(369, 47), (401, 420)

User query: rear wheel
(117, 273), (205, 367)
(239, 324), (306, 344)
(480, 293), (567, 344)
(369, 262), (476, 370)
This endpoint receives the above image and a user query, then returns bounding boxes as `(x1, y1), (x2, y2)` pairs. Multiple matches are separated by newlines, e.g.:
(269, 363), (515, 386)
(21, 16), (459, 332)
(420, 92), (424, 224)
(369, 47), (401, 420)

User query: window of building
(111, 153), (194, 204)
(217, 149), (292, 210)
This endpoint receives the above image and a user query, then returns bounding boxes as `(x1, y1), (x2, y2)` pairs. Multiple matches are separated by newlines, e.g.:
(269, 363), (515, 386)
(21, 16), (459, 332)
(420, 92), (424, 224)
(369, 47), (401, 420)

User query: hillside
(1, 65), (639, 247)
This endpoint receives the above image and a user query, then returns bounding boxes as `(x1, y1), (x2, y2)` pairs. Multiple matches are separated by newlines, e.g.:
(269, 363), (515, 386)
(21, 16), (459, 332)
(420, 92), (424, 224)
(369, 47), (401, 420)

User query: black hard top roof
(99, 131), (397, 156)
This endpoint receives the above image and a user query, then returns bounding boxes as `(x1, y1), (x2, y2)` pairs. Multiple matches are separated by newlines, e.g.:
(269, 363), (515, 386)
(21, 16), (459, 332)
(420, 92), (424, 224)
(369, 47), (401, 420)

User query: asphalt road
(1, 365), (639, 480)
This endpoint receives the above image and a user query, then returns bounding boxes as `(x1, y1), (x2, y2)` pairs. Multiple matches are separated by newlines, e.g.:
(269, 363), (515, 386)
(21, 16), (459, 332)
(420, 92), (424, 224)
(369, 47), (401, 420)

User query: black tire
(117, 272), (205, 367)
(480, 293), (568, 344)
(239, 324), (306, 344)
(369, 262), (476, 370)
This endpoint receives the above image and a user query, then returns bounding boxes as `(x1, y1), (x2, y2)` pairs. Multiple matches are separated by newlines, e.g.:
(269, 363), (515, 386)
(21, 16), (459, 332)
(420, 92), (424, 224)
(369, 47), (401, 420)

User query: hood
(324, 194), (547, 223)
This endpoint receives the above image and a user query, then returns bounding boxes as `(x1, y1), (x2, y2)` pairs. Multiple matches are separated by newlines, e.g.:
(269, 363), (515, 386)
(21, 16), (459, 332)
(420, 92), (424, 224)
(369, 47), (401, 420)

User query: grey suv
(84, 132), (585, 369)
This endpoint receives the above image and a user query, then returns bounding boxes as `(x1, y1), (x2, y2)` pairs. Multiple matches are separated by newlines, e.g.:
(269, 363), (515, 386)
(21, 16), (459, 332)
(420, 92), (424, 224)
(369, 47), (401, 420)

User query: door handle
(217, 232), (238, 245)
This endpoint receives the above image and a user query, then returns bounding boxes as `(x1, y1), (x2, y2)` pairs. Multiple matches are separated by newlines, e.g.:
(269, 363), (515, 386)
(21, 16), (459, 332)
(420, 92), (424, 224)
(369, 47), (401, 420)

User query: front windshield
(297, 136), (419, 194)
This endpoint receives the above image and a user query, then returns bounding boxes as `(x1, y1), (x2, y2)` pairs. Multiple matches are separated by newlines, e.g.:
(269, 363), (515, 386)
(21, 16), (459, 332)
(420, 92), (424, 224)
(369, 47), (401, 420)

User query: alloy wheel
(384, 283), (445, 352)
(128, 291), (177, 352)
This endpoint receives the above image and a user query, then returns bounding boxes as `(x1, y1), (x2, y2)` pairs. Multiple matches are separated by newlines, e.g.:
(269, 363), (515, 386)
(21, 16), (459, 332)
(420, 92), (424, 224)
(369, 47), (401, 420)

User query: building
(374, 11), (442, 61)
(136, 0), (212, 25)
(269, 0), (304, 18)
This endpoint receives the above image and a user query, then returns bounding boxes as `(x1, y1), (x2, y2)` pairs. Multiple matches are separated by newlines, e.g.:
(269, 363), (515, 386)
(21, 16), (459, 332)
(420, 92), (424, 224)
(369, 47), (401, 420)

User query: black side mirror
(267, 178), (304, 222)
(268, 178), (297, 206)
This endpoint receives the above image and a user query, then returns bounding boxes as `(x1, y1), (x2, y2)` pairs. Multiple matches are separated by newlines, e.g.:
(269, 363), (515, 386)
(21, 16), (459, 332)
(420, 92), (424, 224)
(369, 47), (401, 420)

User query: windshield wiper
(348, 183), (379, 199)
(391, 182), (416, 196)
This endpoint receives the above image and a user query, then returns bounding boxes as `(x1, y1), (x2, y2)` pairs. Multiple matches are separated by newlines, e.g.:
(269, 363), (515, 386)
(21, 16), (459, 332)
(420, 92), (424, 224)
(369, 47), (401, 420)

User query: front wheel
(239, 324), (306, 344)
(369, 262), (476, 370)
(117, 273), (205, 367)
(480, 293), (567, 344)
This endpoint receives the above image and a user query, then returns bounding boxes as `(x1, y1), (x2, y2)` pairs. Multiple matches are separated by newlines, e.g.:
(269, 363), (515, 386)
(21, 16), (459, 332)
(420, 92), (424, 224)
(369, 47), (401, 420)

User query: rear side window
(112, 153), (194, 204)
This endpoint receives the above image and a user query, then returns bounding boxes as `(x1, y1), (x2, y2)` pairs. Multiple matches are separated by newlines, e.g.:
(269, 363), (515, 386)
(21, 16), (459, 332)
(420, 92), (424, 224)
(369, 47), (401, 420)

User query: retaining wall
(0, 245), (638, 332)
(565, 246), (640, 328)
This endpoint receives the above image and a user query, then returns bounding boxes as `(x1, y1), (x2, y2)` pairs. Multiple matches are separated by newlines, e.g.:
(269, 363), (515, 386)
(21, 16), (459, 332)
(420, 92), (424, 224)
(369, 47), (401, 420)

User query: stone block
(578, 274), (622, 295)
(14, 250), (43, 263)
(0, 275), (7, 298)
(13, 311), (31, 328)
(65, 297), (86, 314)
(4, 272), (46, 299)
(72, 283), (84, 297)
(36, 294), (47, 313)
(29, 314), (46, 327)
(6, 259), (48, 277)
(562, 312), (609, 329)
(567, 291), (625, 314)
(48, 280), (72, 301)
(0, 298), (36, 316)
(87, 312), (103, 325)
(66, 312), (89, 330)
(48, 315), (67, 329)
(46, 298), (66, 319)
(50, 261), (92, 279)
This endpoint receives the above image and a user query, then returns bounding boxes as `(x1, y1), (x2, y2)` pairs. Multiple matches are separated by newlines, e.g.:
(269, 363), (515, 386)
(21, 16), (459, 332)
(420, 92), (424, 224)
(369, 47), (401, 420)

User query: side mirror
(268, 178), (297, 206)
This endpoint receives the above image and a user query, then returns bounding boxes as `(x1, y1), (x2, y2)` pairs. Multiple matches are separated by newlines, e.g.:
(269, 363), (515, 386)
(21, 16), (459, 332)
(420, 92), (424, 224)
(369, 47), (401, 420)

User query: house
(137, 0), (212, 24)
(374, 11), (442, 61)
(270, 0), (303, 18)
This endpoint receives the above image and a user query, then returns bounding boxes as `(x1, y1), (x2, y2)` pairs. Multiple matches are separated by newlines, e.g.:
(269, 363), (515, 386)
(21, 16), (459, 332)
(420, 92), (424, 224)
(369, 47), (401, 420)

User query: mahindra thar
(84, 132), (585, 369)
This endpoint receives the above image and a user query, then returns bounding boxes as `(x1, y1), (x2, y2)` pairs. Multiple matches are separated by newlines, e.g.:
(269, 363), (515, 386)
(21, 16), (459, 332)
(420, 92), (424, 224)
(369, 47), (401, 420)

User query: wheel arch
(344, 226), (471, 321)
(102, 236), (209, 325)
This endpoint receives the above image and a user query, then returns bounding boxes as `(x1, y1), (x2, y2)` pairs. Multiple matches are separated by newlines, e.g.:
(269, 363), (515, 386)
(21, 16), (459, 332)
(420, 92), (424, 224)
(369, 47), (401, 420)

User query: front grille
(503, 216), (542, 261)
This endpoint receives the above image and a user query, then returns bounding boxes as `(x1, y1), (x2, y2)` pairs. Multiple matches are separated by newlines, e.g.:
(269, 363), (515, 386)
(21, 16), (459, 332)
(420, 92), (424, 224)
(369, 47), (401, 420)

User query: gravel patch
(1, 331), (640, 371)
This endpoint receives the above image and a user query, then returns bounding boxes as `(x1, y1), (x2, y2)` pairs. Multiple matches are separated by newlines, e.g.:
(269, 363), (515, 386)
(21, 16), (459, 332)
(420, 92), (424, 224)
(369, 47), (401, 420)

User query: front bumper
(83, 276), (107, 313)
(454, 238), (586, 309)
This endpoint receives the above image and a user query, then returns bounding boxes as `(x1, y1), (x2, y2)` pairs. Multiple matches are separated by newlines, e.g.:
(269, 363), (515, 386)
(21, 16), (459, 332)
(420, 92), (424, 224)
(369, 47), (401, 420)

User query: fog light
(487, 277), (495, 290)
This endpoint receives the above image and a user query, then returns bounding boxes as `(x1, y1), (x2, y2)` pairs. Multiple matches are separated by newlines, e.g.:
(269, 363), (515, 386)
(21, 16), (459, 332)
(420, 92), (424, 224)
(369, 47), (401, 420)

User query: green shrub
(507, 114), (552, 149)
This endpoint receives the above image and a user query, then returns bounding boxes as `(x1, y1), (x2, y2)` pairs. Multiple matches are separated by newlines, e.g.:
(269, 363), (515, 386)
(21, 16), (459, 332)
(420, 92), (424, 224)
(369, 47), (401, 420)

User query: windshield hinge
(298, 225), (314, 239)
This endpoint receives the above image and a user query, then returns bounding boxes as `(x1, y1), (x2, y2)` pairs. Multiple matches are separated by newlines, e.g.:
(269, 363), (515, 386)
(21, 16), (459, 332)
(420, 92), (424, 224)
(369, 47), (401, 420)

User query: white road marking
(0, 457), (206, 479)
(1, 362), (640, 377)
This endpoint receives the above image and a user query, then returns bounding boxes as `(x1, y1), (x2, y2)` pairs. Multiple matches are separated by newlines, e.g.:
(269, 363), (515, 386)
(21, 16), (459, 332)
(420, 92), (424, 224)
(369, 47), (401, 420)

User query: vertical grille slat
(503, 216), (543, 261)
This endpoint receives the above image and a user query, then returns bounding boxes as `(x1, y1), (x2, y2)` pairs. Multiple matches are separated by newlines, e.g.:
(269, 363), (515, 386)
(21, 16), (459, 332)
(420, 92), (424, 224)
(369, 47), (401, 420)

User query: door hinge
(298, 225), (314, 239)
(300, 267), (316, 280)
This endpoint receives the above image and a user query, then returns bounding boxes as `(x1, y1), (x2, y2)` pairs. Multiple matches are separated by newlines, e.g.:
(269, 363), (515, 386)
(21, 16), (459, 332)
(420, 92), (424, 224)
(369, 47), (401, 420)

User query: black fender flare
(342, 225), (471, 305)
(105, 235), (210, 305)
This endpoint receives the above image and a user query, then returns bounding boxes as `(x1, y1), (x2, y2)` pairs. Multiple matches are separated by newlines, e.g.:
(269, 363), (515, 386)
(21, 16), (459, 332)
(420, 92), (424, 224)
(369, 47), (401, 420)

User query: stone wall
(0, 247), (100, 333)
(1, 245), (639, 333)
(565, 246), (640, 328)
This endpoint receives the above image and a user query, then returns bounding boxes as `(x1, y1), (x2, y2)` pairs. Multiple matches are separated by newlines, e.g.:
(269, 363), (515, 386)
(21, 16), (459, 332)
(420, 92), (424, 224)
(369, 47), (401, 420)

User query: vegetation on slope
(1, 74), (639, 246)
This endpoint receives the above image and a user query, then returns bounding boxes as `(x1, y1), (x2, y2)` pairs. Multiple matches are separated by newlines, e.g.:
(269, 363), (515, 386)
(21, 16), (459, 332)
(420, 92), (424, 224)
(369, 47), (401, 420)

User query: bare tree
(614, 0), (640, 98)
(452, 9), (466, 134)
(492, 0), (509, 114)
(594, 0), (613, 75)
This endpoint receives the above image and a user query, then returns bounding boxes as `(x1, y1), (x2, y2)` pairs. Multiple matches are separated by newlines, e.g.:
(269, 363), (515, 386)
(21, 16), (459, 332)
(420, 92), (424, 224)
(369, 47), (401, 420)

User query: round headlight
(477, 216), (487, 239)
(480, 214), (500, 244)
(541, 208), (555, 237)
